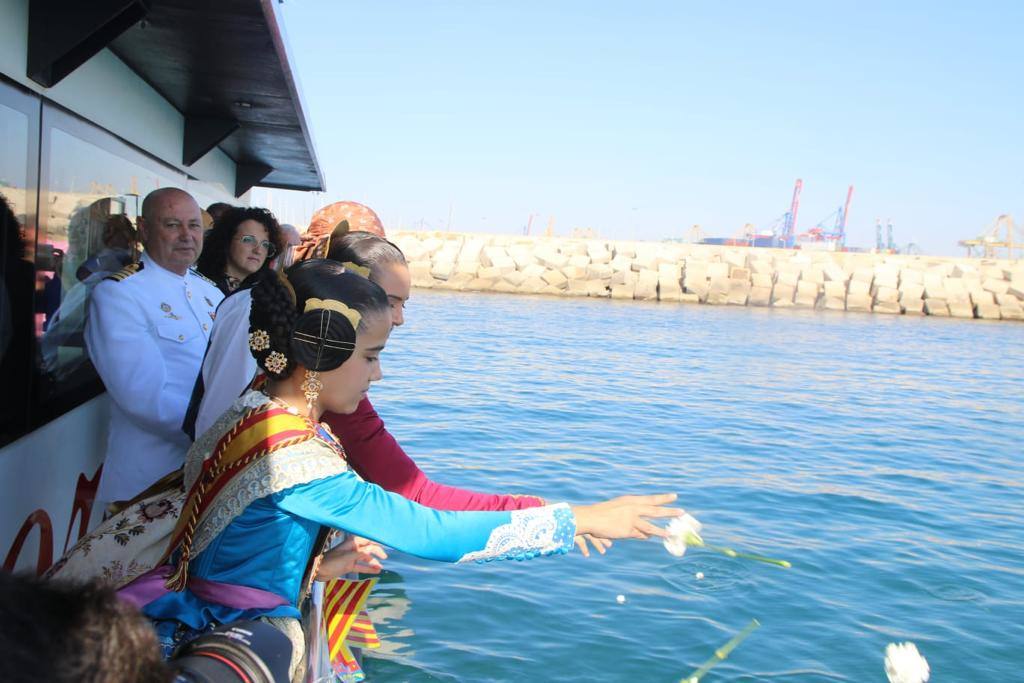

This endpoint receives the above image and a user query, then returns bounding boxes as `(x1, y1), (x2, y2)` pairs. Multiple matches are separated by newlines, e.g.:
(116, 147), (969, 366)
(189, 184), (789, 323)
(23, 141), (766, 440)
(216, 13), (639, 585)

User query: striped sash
(323, 577), (380, 677)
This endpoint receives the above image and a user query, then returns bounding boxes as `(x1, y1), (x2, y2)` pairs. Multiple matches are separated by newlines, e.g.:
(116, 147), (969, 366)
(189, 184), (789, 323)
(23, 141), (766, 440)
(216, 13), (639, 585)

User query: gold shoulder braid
(104, 261), (143, 282)
(190, 268), (219, 287)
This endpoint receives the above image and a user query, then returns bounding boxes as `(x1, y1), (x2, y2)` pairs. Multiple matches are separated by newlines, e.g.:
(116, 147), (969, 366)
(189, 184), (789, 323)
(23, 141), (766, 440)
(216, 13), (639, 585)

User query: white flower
(663, 512), (703, 557)
(885, 642), (930, 683)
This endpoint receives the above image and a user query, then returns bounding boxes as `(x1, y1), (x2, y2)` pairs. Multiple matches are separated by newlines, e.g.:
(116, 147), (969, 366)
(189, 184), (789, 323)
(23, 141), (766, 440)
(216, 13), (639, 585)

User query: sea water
(360, 290), (1024, 682)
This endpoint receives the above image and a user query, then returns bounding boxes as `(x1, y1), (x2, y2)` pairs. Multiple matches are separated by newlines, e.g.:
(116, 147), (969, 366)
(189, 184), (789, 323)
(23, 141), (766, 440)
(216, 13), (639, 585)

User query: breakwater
(391, 231), (1024, 321)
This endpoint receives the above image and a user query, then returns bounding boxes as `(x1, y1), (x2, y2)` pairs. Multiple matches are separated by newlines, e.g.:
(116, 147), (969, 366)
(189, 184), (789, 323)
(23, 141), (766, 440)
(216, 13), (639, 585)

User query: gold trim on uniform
(103, 262), (143, 283)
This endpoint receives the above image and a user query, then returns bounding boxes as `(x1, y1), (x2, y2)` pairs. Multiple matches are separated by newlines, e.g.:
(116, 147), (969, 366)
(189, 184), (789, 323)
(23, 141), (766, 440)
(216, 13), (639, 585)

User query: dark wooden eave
(27, 0), (325, 196)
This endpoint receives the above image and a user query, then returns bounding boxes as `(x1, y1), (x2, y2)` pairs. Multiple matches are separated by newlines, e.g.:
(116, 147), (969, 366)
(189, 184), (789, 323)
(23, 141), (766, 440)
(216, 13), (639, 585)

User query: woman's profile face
(319, 313), (391, 415)
(227, 219), (271, 276)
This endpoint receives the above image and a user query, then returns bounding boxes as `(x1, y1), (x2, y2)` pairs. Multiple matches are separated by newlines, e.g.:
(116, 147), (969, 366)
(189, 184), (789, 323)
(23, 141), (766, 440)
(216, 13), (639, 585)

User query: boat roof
(110, 0), (324, 193)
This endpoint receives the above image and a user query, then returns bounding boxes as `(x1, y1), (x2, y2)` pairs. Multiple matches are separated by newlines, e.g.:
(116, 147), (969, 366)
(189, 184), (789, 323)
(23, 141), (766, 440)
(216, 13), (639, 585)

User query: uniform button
(202, 324), (208, 331)
(186, 290), (192, 299)
(178, 334), (185, 341)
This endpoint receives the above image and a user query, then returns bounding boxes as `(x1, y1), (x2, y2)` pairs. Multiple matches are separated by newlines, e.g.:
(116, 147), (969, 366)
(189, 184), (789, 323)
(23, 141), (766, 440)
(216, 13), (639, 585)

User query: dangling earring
(301, 369), (323, 414)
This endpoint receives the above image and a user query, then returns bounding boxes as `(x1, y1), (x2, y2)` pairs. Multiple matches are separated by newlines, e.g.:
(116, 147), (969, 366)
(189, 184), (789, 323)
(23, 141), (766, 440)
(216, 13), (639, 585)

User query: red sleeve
(323, 398), (544, 512)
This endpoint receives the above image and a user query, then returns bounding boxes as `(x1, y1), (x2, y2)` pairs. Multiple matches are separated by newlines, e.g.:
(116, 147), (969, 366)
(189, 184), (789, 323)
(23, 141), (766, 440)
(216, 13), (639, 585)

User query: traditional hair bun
(289, 308), (357, 372)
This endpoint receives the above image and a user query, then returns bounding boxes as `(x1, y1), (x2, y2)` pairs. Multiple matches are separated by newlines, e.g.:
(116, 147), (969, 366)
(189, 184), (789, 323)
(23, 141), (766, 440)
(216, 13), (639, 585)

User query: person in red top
(322, 232), (609, 555)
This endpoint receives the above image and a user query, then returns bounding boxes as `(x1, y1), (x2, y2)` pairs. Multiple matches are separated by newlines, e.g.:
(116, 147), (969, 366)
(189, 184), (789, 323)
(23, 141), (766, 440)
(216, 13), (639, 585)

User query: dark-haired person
(195, 207), (283, 295)
(188, 233), (599, 552)
(55, 259), (682, 681)
(0, 573), (170, 683)
(205, 202), (233, 224)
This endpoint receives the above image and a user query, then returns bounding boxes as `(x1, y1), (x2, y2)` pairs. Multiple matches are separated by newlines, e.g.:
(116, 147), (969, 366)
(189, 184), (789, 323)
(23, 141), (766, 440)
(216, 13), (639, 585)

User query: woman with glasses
(195, 207), (283, 295)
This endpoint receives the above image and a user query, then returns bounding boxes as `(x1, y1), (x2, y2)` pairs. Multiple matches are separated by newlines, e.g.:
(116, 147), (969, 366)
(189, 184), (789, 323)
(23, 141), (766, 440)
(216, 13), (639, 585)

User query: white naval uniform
(85, 253), (223, 503)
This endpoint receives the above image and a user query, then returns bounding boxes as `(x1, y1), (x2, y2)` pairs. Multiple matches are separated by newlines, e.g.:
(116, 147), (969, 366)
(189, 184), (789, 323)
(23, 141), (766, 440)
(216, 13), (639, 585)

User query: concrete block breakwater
(391, 231), (1024, 322)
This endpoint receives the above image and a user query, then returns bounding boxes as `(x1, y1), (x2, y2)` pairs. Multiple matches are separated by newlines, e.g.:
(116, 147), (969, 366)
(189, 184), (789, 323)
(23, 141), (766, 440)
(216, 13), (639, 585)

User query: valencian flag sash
(323, 577), (379, 677)
(164, 406), (316, 590)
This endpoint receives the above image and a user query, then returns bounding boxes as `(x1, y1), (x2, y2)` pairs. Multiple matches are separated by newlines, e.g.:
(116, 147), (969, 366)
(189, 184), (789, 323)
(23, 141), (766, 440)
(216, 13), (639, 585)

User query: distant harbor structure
(391, 230), (1024, 322)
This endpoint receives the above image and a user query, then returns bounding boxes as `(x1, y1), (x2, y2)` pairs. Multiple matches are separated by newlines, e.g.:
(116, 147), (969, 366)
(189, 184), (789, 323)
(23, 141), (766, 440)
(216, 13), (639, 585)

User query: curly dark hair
(249, 259), (390, 381)
(195, 206), (283, 293)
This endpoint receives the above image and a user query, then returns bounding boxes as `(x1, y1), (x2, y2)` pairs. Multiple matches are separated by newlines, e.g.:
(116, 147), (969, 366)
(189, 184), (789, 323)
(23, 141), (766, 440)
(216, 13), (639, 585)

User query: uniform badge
(204, 296), (214, 307)
(161, 302), (182, 320)
(208, 311), (216, 321)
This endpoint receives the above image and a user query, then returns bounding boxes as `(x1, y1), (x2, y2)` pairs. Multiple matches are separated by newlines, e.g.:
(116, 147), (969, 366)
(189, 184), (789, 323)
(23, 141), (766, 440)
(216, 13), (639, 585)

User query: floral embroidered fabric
(457, 503), (576, 563)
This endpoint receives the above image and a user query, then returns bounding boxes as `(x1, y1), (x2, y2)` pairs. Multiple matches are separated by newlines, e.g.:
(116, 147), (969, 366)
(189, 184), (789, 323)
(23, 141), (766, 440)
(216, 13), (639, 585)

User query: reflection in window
(33, 125), (184, 426)
(0, 101), (35, 445)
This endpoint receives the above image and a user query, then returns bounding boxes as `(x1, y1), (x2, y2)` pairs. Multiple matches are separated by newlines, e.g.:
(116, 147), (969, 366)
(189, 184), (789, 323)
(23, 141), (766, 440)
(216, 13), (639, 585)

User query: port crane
(959, 214), (1020, 258)
(799, 185), (854, 248)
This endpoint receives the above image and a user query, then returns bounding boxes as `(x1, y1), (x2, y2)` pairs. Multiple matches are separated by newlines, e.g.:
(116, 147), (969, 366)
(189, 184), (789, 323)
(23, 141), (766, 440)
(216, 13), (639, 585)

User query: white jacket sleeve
(193, 290), (258, 439)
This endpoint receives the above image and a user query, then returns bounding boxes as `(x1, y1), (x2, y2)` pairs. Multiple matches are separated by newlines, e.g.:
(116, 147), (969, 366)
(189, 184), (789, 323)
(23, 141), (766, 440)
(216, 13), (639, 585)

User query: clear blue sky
(276, 1), (1023, 255)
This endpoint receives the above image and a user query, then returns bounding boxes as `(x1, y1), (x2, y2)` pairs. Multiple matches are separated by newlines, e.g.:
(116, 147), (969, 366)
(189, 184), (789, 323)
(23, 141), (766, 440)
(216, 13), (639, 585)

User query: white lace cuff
(457, 503), (576, 564)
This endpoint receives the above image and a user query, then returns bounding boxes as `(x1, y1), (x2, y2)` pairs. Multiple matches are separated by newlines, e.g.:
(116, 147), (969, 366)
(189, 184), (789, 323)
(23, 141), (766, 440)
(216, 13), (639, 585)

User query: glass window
(0, 85), (40, 447)
(30, 106), (188, 430)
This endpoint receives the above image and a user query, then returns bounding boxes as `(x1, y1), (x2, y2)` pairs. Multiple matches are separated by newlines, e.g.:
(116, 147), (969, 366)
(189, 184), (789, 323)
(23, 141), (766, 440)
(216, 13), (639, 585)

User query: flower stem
(681, 619), (761, 683)
(689, 537), (791, 568)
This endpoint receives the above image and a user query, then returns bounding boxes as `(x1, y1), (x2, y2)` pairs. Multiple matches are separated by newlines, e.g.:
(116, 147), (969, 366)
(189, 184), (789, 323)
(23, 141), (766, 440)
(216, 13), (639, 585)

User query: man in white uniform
(86, 188), (223, 507)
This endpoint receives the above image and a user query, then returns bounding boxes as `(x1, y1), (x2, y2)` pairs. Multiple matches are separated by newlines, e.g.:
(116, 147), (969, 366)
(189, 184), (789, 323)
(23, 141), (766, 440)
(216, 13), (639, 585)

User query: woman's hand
(572, 493), (683, 541)
(315, 536), (388, 580)
(574, 534), (613, 557)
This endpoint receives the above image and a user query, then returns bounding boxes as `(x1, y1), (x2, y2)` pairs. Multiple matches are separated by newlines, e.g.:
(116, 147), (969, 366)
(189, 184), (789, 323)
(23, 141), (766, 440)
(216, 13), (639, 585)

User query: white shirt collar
(140, 252), (189, 282)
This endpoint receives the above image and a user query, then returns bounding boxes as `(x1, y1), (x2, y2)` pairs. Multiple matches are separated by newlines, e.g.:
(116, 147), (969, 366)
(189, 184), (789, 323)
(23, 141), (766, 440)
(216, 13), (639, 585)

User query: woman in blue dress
(54, 259), (681, 680)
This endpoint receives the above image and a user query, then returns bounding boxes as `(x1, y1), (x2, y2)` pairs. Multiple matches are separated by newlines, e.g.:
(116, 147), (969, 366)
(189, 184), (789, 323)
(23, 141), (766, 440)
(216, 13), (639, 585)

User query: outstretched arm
(326, 398), (545, 511)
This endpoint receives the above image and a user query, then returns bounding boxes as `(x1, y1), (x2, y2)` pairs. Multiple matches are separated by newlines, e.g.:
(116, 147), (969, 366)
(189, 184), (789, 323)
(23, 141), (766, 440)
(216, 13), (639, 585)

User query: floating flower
(884, 642), (930, 683)
(663, 512), (703, 557)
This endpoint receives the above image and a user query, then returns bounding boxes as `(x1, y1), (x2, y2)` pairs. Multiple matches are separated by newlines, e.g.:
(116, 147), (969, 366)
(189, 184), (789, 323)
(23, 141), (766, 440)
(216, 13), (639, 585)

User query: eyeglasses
(237, 234), (277, 257)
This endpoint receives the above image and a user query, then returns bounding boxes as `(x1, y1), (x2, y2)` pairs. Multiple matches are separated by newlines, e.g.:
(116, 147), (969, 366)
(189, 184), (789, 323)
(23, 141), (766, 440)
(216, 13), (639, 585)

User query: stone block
(899, 284), (924, 303)
(902, 298), (924, 315)
(899, 268), (924, 285)
(586, 280), (610, 297)
(982, 278), (1010, 295)
(430, 260), (455, 281)
(609, 255), (634, 272)
(726, 279), (751, 305)
(943, 278), (967, 296)
(566, 280), (590, 296)
(585, 263), (612, 280)
(679, 292), (701, 304)
(874, 300), (902, 314)
(707, 262), (731, 279)
(568, 254), (591, 268)
(480, 246), (509, 267)
(610, 284), (635, 300)
(748, 286), (772, 307)
(561, 265), (588, 280)
(502, 270), (527, 286)
(801, 268), (825, 285)
(492, 280), (517, 293)
(659, 284), (684, 302)
(476, 266), (504, 280)
(466, 278), (496, 291)
(924, 299), (949, 316)
(587, 244), (612, 264)
(948, 299), (974, 318)
(635, 279), (658, 301)
(772, 283), (795, 307)
(536, 249), (569, 270)
(611, 269), (638, 286)
(723, 250), (746, 269)
(751, 272), (773, 289)
(540, 285), (563, 296)
(824, 281), (847, 299)
(848, 280), (871, 297)
(1000, 303), (1023, 320)
(975, 303), (1001, 320)
(922, 285), (948, 300)
(749, 259), (775, 275)
(509, 248), (538, 269)
(729, 267), (750, 281)
(922, 273), (944, 291)
(845, 293), (873, 312)
(1008, 282), (1024, 299)
(874, 286), (899, 303)
(995, 291), (1020, 306)
(823, 264), (848, 283)
(851, 268), (874, 285)
(794, 281), (819, 307)
(980, 265), (1006, 280)
(521, 263), (546, 279)
(518, 276), (547, 294)
(541, 268), (568, 288)
(776, 270), (800, 287)
(409, 261), (434, 286)
(659, 262), (682, 280)
(952, 263), (977, 278)
(970, 290), (995, 307)
(559, 242), (588, 256)
(824, 296), (846, 311)
(706, 277), (730, 305)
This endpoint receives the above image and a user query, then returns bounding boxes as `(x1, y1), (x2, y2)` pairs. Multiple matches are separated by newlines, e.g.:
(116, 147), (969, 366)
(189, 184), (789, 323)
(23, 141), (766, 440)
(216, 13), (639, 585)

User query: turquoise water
(361, 290), (1024, 682)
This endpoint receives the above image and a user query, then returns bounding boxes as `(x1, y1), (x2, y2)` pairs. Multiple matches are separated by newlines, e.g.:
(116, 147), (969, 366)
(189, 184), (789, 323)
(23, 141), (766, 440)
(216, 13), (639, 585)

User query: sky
(268, 1), (1023, 256)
